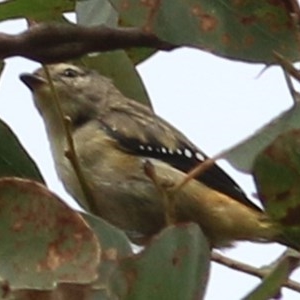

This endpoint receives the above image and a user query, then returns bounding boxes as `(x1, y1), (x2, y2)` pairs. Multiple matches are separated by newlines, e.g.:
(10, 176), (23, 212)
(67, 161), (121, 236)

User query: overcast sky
(0, 19), (299, 299)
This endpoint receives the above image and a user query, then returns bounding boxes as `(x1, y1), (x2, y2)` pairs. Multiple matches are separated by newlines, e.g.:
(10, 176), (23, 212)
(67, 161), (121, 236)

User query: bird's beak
(19, 73), (47, 91)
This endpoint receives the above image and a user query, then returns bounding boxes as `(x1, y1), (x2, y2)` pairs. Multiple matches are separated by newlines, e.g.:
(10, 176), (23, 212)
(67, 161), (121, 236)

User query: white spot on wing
(196, 152), (205, 161)
(184, 148), (192, 158)
(176, 149), (182, 155)
(161, 147), (167, 154)
(139, 145), (145, 150)
(147, 145), (153, 151)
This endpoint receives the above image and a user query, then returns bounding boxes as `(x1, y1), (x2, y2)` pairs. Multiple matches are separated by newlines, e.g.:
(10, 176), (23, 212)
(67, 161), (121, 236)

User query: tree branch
(0, 23), (176, 63)
(211, 251), (300, 293)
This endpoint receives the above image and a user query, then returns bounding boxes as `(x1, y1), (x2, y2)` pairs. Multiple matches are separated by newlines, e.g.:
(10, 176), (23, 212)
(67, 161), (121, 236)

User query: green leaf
(0, 178), (100, 289)
(76, 0), (156, 64)
(82, 213), (132, 256)
(0, 0), (74, 21)
(120, 224), (210, 300)
(75, 0), (152, 107)
(81, 214), (133, 299)
(225, 103), (300, 173)
(110, 0), (299, 63)
(127, 47), (156, 65)
(253, 130), (300, 249)
(0, 120), (44, 183)
(76, 0), (118, 27)
(242, 252), (300, 300)
(253, 130), (300, 222)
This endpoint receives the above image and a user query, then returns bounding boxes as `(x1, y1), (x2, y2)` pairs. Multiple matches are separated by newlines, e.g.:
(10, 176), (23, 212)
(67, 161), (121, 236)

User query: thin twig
(143, 160), (176, 225)
(274, 52), (300, 82)
(173, 151), (225, 191)
(274, 51), (300, 105)
(63, 117), (98, 213)
(43, 65), (97, 213)
(211, 251), (300, 293)
(284, 0), (300, 25)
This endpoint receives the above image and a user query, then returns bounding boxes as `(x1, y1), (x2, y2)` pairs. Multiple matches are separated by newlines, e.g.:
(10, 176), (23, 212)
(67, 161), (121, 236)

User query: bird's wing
(98, 98), (260, 211)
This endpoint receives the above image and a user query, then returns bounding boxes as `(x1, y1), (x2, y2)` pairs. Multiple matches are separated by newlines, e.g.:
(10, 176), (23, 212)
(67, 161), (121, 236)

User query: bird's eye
(62, 68), (79, 78)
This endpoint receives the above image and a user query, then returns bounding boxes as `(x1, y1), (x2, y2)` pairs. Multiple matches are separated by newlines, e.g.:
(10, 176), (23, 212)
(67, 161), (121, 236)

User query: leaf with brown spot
(119, 224), (210, 300)
(75, 1), (152, 107)
(254, 130), (300, 221)
(0, 178), (100, 290)
(253, 130), (300, 248)
(81, 213), (132, 299)
(111, 0), (300, 63)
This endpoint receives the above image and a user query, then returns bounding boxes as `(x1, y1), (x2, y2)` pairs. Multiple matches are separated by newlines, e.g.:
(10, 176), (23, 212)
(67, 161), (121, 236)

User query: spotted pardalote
(20, 63), (285, 248)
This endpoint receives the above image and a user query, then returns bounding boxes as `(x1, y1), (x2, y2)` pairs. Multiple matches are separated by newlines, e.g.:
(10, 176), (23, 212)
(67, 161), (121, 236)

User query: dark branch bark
(0, 23), (176, 63)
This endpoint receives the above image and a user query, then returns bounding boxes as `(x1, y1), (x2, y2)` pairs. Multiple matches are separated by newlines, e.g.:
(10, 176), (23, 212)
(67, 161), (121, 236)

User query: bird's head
(20, 63), (115, 128)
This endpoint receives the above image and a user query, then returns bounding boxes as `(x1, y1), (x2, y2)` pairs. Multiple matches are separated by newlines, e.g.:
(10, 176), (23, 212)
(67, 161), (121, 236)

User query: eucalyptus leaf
(121, 224), (210, 300)
(0, 119), (44, 182)
(110, 0), (299, 63)
(0, 0), (73, 21)
(0, 178), (100, 289)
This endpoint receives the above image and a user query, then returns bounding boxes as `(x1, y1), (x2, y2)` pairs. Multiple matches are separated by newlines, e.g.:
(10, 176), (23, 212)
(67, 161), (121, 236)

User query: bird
(20, 63), (282, 248)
